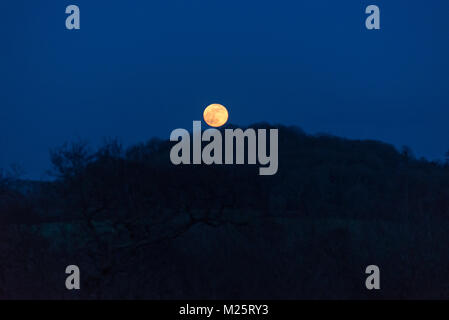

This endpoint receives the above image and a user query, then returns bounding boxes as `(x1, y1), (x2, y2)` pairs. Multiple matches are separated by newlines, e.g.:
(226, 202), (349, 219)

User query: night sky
(1, 0), (449, 179)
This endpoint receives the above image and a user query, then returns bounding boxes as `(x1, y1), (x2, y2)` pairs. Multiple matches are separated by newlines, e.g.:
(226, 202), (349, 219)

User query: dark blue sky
(1, 0), (449, 179)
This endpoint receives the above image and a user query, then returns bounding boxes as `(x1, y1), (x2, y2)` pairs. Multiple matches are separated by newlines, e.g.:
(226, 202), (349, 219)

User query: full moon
(203, 103), (229, 127)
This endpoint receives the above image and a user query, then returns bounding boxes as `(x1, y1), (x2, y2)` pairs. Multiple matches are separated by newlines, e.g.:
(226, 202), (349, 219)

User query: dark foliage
(1, 125), (449, 299)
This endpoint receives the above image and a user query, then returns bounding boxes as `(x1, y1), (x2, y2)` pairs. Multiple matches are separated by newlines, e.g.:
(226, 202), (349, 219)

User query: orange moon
(203, 104), (229, 127)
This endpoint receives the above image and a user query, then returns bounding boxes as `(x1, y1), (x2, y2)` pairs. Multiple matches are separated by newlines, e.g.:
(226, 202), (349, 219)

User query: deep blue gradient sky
(1, 1), (449, 179)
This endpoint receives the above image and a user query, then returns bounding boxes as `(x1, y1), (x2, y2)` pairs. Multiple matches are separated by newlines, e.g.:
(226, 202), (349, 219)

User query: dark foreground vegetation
(1, 124), (449, 299)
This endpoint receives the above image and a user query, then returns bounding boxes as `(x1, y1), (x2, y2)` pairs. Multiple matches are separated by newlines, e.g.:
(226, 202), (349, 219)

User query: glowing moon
(203, 103), (229, 127)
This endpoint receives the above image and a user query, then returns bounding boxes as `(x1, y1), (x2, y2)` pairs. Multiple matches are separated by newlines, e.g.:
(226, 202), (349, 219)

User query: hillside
(1, 124), (449, 299)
